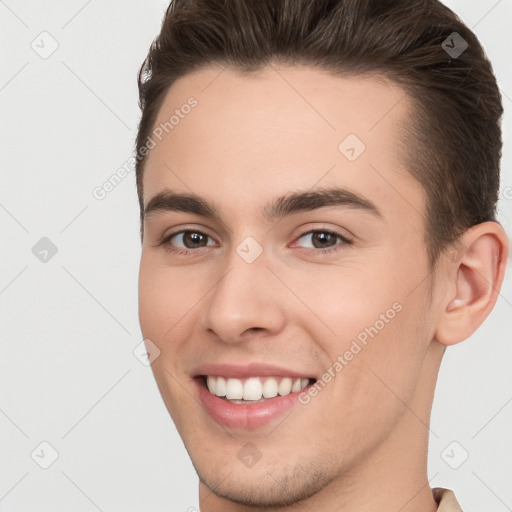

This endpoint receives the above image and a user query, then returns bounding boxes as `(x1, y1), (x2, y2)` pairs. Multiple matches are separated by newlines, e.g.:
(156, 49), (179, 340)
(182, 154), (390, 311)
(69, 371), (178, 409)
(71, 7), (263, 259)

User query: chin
(193, 457), (335, 507)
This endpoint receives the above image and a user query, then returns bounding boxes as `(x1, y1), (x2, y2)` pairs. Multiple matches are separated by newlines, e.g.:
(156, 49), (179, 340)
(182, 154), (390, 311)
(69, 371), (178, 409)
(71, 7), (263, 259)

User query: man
(135, 0), (508, 510)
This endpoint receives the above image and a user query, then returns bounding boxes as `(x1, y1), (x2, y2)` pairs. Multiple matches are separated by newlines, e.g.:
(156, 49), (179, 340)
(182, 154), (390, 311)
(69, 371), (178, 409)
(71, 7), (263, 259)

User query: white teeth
(226, 378), (243, 400)
(243, 378), (263, 401)
(278, 377), (292, 396)
(291, 378), (301, 392)
(215, 377), (226, 397)
(207, 376), (216, 395)
(206, 375), (311, 401)
(262, 378), (278, 398)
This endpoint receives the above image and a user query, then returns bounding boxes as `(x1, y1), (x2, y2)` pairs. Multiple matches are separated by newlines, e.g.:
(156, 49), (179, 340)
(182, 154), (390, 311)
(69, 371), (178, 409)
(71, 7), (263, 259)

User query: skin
(138, 64), (508, 511)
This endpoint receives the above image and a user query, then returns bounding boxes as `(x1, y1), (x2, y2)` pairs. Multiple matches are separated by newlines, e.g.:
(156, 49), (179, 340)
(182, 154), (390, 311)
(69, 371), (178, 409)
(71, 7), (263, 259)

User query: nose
(200, 250), (288, 344)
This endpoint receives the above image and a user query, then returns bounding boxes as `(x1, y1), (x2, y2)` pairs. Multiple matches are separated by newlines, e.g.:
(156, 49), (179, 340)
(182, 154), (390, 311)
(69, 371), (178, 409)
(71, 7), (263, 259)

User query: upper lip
(191, 362), (316, 380)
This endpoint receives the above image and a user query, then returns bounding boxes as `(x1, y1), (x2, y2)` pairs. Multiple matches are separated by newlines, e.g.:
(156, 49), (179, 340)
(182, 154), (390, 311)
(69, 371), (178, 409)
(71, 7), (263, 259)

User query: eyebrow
(143, 187), (383, 222)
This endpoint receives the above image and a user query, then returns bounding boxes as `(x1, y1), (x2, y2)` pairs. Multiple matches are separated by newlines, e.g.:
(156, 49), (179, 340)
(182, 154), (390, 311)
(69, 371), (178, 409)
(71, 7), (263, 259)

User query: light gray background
(0, 1), (511, 510)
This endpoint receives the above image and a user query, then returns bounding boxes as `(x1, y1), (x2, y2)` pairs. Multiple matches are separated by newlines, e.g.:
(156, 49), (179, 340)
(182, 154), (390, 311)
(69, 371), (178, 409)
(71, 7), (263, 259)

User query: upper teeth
(206, 376), (310, 401)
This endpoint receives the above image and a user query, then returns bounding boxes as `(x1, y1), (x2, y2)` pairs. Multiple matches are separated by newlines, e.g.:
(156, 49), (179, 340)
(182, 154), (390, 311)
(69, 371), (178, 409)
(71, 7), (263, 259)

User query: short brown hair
(135, 0), (503, 265)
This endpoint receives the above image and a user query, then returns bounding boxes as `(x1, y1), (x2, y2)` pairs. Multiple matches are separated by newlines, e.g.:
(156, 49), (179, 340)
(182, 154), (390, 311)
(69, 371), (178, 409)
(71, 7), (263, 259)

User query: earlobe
(435, 222), (509, 347)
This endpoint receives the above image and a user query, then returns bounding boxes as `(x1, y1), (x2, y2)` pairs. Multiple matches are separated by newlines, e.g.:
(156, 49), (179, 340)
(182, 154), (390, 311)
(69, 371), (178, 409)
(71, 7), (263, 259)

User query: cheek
(138, 259), (202, 420)
(285, 262), (402, 346)
(291, 257), (431, 398)
(138, 256), (200, 339)
(339, 291), (431, 416)
(138, 269), (168, 340)
(314, 249), (429, 355)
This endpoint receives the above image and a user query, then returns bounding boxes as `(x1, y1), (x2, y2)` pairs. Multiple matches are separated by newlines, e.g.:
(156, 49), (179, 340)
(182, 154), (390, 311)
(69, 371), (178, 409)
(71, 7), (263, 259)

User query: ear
(434, 222), (509, 346)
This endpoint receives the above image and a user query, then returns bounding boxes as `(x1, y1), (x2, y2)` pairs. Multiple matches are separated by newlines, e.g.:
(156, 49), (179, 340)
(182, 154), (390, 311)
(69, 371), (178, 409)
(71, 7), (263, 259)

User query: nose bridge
(200, 244), (286, 343)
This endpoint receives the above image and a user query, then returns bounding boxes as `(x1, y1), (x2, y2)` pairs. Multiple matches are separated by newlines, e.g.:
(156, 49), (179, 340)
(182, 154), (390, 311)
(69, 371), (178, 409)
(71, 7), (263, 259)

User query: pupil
(314, 232), (334, 248)
(185, 232), (204, 247)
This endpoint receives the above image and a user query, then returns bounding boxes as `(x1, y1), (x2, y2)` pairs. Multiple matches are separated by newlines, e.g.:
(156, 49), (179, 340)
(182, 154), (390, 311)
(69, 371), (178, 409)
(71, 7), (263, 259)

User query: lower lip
(195, 378), (309, 429)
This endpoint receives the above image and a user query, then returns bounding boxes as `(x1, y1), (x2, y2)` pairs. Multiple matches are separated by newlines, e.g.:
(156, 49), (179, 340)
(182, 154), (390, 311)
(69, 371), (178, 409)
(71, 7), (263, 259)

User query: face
(138, 65), (441, 507)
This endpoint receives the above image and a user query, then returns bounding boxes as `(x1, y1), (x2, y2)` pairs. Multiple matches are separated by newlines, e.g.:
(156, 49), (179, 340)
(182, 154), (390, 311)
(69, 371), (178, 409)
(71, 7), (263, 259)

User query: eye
(158, 227), (351, 255)
(161, 230), (216, 252)
(291, 229), (351, 252)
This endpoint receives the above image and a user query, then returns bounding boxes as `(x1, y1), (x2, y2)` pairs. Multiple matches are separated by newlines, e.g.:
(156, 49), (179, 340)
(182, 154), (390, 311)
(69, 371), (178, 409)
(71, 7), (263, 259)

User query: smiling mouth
(200, 375), (316, 404)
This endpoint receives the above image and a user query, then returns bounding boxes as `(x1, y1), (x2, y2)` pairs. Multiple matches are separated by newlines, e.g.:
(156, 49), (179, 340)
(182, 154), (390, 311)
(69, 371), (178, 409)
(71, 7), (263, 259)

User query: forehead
(142, 64), (424, 223)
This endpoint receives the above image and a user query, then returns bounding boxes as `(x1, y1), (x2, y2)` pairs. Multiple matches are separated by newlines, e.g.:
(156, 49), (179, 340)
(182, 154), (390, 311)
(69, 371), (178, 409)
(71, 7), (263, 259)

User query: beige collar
(433, 487), (463, 511)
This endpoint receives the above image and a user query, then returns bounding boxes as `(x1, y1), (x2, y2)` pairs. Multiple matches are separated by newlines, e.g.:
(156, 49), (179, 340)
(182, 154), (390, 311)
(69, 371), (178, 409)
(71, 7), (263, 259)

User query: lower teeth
(223, 397), (269, 404)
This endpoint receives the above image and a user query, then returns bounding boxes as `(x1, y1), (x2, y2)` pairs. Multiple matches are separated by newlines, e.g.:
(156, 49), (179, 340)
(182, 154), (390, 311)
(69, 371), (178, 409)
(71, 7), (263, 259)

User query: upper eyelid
(290, 229), (352, 249)
(294, 229), (350, 241)
(161, 225), (216, 241)
(163, 221), (351, 238)
(162, 229), (216, 246)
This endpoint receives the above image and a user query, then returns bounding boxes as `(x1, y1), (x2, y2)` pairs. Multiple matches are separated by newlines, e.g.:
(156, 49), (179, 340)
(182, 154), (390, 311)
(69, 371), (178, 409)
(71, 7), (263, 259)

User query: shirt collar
(433, 487), (463, 511)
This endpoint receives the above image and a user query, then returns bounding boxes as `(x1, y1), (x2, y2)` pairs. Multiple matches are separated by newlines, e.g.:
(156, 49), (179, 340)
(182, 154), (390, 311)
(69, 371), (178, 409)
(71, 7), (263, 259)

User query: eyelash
(158, 228), (352, 256)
